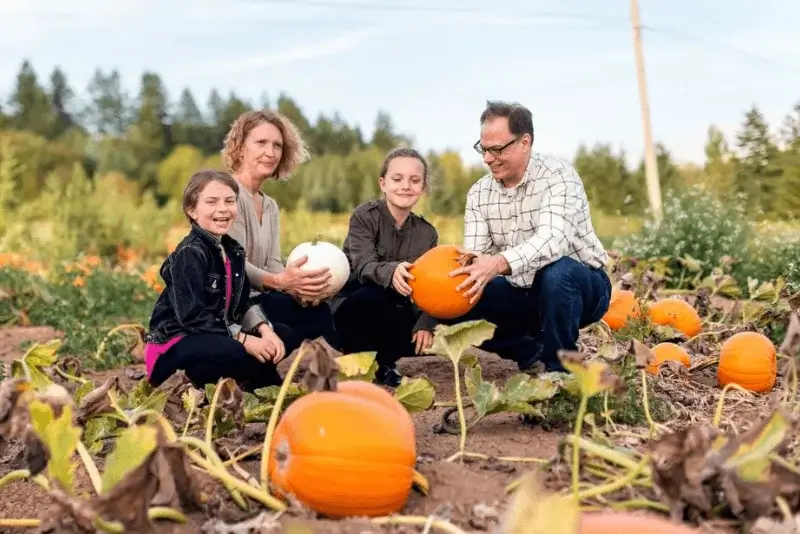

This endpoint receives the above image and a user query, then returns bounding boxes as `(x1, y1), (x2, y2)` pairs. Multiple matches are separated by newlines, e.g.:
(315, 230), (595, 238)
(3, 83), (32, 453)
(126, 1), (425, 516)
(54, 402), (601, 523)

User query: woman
(145, 169), (286, 392)
(222, 110), (339, 357)
(331, 147), (439, 387)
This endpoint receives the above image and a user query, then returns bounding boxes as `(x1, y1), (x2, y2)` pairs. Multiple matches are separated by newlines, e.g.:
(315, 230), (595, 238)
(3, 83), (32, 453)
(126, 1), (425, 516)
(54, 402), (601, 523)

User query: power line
(2, 2), (796, 69)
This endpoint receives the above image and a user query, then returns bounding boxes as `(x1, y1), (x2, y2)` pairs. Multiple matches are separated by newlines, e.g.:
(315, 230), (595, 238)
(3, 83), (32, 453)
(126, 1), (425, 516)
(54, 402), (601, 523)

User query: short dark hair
(379, 147), (429, 186)
(182, 169), (240, 223)
(480, 100), (534, 140)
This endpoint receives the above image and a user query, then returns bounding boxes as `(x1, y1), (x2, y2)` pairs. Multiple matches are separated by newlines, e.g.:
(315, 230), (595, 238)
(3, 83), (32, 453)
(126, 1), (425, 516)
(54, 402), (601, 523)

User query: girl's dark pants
(332, 282), (417, 370)
(149, 333), (282, 392)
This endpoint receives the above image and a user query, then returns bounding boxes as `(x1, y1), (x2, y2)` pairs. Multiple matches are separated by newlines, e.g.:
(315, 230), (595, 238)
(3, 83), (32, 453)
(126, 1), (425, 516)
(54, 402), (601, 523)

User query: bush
(612, 185), (752, 277)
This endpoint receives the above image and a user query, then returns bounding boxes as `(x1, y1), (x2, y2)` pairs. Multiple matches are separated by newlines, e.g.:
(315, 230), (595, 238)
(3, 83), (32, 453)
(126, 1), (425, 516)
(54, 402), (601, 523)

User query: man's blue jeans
(445, 256), (612, 372)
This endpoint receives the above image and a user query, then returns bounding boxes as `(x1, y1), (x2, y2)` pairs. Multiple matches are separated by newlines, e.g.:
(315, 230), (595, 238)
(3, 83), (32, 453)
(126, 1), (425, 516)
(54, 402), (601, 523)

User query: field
(1, 195), (800, 533)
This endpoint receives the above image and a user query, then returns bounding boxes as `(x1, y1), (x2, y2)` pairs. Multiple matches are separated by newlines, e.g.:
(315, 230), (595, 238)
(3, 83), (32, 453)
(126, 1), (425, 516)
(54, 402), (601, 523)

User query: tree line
(1, 59), (799, 219)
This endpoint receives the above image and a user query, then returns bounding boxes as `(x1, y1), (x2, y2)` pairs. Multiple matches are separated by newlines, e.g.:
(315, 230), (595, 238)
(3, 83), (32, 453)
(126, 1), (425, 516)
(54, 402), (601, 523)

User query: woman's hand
(412, 329), (433, 354)
(275, 255), (332, 300)
(392, 262), (414, 296)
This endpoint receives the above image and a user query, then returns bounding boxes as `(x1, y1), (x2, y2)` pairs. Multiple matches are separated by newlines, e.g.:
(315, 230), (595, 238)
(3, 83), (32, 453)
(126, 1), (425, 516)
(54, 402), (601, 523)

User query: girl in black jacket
(145, 169), (286, 392)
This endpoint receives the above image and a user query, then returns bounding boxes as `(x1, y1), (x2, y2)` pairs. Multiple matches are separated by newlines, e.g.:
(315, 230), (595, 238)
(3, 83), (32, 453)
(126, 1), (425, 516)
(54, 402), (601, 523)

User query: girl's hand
(412, 329), (433, 354)
(242, 334), (273, 363)
(392, 262), (414, 296)
(258, 324), (287, 363)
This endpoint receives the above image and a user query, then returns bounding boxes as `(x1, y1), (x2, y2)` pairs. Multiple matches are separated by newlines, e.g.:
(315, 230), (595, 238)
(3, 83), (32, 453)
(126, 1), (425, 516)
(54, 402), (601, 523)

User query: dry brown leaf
(75, 375), (119, 424)
(630, 339), (656, 368)
(300, 337), (342, 392)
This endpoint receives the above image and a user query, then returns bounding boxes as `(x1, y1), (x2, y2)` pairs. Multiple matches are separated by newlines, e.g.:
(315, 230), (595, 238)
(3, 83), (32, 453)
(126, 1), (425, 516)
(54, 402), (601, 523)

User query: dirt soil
(0, 326), (572, 533)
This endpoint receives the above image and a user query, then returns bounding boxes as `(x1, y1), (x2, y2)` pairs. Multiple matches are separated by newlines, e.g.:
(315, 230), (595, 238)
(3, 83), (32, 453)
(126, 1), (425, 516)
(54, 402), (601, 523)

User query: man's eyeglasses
(473, 136), (520, 157)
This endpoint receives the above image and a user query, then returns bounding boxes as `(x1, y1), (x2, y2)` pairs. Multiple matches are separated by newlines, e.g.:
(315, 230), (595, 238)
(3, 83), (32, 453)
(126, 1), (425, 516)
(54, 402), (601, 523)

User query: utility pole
(630, 0), (662, 222)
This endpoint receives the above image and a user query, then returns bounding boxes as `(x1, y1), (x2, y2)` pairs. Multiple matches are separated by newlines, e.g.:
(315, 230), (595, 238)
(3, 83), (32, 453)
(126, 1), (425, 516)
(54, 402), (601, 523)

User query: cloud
(191, 26), (380, 75)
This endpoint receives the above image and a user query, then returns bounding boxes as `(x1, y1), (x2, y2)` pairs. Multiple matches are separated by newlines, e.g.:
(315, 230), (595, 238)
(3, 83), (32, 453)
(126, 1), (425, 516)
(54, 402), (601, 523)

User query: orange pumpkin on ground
(646, 342), (692, 374)
(407, 244), (476, 319)
(647, 298), (702, 337)
(601, 289), (639, 330)
(717, 331), (777, 393)
(267, 380), (416, 518)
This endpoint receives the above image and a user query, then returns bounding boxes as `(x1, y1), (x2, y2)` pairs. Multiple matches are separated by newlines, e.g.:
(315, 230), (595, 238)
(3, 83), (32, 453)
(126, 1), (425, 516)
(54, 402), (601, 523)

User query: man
(448, 100), (612, 372)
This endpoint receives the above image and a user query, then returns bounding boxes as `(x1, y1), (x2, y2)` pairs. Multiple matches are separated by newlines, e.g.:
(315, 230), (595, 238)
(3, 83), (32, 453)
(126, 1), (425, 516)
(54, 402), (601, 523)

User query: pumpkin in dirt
(286, 239), (351, 303)
(407, 244), (476, 319)
(267, 380), (416, 518)
(717, 331), (777, 393)
(646, 342), (691, 375)
(646, 298), (702, 337)
(601, 289), (639, 330)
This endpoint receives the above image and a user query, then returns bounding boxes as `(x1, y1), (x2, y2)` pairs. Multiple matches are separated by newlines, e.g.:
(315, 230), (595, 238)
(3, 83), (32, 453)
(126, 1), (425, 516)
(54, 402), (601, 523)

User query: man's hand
(448, 248), (509, 304)
(412, 330), (433, 354)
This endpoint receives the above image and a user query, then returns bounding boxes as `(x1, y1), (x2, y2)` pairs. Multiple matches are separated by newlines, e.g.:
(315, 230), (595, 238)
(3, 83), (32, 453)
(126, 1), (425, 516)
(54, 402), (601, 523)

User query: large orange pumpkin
(407, 244), (476, 319)
(267, 380), (416, 518)
(601, 289), (639, 330)
(717, 331), (777, 393)
(647, 342), (691, 375)
(647, 298), (702, 337)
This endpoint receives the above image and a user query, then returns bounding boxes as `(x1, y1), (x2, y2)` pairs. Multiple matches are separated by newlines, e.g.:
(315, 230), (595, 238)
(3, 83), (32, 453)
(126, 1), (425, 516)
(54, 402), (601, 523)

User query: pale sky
(1, 0), (798, 169)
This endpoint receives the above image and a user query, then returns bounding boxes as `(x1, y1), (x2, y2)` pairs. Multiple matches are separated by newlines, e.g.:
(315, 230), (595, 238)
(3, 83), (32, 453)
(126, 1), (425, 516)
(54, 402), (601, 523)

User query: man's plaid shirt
(463, 152), (609, 288)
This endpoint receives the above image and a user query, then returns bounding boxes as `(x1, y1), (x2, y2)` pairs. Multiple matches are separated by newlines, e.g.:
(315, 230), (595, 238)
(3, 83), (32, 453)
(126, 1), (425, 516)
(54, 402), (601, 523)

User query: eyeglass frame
(473, 136), (522, 157)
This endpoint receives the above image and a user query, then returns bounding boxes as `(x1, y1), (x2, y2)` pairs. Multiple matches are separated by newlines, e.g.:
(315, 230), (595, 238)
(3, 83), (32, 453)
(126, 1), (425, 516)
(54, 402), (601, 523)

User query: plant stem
(0, 469), (31, 490)
(181, 436), (248, 510)
(571, 393), (589, 498)
(639, 370), (657, 438)
(187, 450), (287, 511)
(260, 345), (309, 490)
(575, 454), (650, 501)
(712, 382), (753, 427)
(451, 360), (468, 459)
(205, 378), (225, 446)
(371, 514), (467, 534)
(563, 435), (649, 476)
(445, 451), (548, 464)
(147, 506), (187, 523)
(76, 441), (103, 495)
(0, 519), (41, 527)
(93, 323), (143, 362)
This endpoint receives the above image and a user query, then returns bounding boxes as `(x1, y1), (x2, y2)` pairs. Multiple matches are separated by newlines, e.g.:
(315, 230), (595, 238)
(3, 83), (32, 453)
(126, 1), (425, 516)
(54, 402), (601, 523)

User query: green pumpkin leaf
(29, 396), (80, 494)
(336, 352), (379, 381)
(101, 424), (159, 494)
(429, 320), (496, 365)
(393, 377), (435, 413)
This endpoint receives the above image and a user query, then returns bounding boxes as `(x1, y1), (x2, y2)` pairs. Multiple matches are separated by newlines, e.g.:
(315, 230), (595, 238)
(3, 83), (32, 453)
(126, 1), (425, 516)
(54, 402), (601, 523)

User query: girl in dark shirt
(332, 148), (439, 387)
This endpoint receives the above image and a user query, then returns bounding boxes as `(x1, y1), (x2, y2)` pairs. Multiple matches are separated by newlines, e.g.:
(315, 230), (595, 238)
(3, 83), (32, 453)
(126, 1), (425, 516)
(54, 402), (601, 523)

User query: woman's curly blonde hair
(221, 110), (310, 180)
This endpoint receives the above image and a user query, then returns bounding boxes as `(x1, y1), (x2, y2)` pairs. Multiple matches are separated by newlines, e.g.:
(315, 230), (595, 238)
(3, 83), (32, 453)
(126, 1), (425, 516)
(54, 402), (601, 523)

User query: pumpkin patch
(647, 342), (692, 374)
(267, 380), (417, 518)
(646, 298), (703, 337)
(601, 289), (639, 330)
(717, 331), (778, 393)
(407, 244), (477, 319)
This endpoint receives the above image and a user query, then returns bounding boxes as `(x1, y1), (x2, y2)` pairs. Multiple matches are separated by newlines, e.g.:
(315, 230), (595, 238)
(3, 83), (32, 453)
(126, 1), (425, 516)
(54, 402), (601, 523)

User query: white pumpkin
(285, 239), (350, 303)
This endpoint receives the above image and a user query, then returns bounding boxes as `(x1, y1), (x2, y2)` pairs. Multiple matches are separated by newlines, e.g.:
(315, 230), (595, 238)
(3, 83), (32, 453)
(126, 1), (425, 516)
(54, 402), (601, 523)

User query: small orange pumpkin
(407, 244), (476, 319)
(647, 298), (702, 337)
(267, 381), (416, 518)
(601, 289), (639, 330)
(717, 331), (777, 393)
(647, 342), (691, 374)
